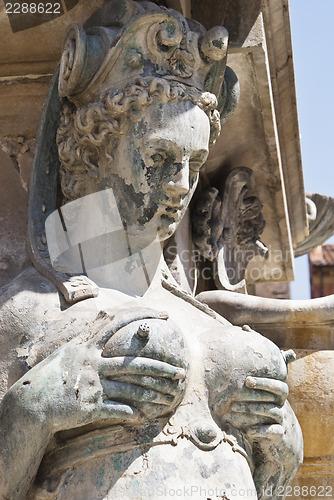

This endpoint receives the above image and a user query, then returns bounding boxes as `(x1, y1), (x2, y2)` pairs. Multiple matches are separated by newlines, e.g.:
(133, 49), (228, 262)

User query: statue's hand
(247, 400), (303, 500)
(10, 339), (143, 434)
(99, 356), (186, 419)
(222, 375), (288, 442)
(9, 311), (187, 433)
(100, 315), (188, 419)
(220, 375), (303, 500)
(0, 311), (187, 500)
(206, 328), (302, 500)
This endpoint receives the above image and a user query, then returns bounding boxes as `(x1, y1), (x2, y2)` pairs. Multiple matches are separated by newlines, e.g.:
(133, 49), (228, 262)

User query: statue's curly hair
(56, 77), (221, 202)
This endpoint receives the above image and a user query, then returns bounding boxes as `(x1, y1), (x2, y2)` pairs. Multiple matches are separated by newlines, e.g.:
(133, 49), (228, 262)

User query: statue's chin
(125, 210), (183, 245)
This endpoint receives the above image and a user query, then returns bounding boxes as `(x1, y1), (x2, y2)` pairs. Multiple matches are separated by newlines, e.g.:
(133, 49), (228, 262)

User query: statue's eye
(189, 160), (203, 174)
(189, 151), (208, 174)
(151, 151), (167, 165)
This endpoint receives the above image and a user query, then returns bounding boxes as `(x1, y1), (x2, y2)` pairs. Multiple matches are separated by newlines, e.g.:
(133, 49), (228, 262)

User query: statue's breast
(30, 309), (260, 500)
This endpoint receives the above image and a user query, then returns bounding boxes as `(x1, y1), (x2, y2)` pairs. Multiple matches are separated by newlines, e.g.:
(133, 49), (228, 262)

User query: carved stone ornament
(294, 192), (334, 257)
(192, 167), (268, 291)
(0, 2), (303, 500)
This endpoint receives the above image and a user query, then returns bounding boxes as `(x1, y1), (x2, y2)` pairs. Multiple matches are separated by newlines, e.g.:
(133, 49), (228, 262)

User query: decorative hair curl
(56, 77), (221, 202)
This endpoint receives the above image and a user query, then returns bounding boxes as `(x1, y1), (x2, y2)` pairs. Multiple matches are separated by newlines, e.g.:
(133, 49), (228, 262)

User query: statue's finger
(110, 374), (181, 396)
(93, 401), (142, 422)
(223, 413), (270, 429)
(230, 402), (284, 424)
(99, 356), (185, 380)
(245, 376), (288, 402)
(232, 389), (279, 404)
(101, 379), (175, 406)
(246, 423), (284, 444)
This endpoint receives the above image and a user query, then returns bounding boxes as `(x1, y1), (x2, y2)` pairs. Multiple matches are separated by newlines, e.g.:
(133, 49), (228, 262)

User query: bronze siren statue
(0, 1), (302, 499)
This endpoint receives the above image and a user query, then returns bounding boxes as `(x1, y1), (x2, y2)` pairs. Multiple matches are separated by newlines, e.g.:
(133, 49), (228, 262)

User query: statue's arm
(0, 386), (52, 499)
(0, 340), (140, 499)
(0, 317), (185, 498)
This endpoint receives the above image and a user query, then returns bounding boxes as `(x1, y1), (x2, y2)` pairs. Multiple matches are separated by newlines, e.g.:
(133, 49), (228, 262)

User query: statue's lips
(159, 202), (182, 211)
(158, 199), (185, 213)
(157, 203), (184, 223)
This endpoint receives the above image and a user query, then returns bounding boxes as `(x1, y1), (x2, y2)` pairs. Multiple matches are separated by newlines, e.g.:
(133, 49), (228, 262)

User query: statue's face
(97, 100), (210, 241)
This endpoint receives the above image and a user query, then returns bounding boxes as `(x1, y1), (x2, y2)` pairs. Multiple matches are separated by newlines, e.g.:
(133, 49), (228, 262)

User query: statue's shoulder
(0, 265), (61, 348)
(0, 266), (61, 396)
(0, 265), (59, 310)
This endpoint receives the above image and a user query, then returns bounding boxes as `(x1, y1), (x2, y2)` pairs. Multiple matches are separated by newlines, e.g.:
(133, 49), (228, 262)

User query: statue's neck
(50, 188), (167, 297)
(86, 241), (165, 296)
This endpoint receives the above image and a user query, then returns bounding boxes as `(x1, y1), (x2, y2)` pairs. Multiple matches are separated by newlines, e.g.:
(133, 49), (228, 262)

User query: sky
(288, 0), (334, 299)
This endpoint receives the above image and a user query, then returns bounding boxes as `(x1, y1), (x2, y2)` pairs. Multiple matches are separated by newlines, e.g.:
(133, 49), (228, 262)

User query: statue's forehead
(136, 101), (210, 150)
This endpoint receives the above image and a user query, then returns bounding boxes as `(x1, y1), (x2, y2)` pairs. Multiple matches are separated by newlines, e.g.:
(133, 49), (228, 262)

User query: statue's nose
(167, 161), (190, 196)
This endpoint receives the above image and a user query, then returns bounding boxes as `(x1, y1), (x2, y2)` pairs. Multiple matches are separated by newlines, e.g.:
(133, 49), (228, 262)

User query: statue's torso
(1, 267), (286, 499)
(32, 432), (256, 499)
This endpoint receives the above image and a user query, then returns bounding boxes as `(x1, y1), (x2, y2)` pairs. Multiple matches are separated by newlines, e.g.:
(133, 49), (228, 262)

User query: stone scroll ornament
(192, 167), (268, 291)
(28, 0), (240, 304)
